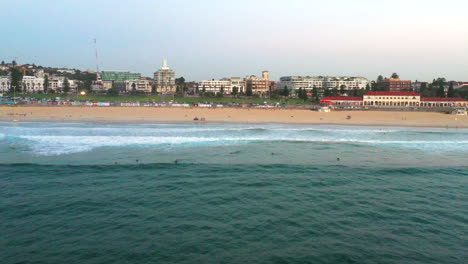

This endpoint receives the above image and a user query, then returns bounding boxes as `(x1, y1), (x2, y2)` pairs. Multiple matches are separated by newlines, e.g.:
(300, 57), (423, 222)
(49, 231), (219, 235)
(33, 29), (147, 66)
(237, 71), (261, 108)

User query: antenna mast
(94, 38), (101, 80)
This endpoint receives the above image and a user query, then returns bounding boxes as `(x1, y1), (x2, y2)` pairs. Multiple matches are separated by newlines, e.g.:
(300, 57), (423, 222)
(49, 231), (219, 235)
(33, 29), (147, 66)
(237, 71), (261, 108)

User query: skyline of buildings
(1, 59), (468, 96)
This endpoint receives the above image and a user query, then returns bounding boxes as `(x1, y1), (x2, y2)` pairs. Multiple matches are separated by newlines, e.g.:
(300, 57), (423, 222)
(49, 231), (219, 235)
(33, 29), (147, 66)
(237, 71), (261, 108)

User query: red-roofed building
(320, 92), (467, 108)
(320, 97), (363, 105)
(420, 98), (467, 107)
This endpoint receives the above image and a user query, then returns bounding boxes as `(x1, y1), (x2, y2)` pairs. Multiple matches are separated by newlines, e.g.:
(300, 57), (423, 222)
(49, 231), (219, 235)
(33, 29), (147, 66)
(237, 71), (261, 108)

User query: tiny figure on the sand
(346, 115), (352, 120)
(193, 117), (199, 121)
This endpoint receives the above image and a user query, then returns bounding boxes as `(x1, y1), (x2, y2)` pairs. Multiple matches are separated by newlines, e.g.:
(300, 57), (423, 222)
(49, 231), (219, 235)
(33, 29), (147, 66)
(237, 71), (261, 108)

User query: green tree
(43, 75), (49, 94)
(281, 86), (289, 97)
(377, 75), (384, 82)
(312, 86), (319, 103)
(246, 85), (253, 96)
(232, 86), (238, 96)
(365, 83), (370, 91)
(391, 73), (399, 79)
(332, 87), (339, 96)
(1, 61), (5, 66)
(175, 77), (186, 95)
(10, 67), (23, 93)
(107, 85), (119, 96)
(420, 82), (427, 93)
(63, 78), (70, 93)
(84, 80), (92, 92)
(297, 88), (303, 98)
(436, 83), (445, 97)
(130, 82), (138, 95)
(340, 85), (346, 95)
(447, 82), (455, 97)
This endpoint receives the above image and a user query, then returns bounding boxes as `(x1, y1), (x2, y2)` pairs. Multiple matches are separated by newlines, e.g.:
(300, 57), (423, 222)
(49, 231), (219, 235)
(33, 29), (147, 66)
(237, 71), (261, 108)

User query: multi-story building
(125, 78), (152, 93)
(0, 76), (10, 92)
(245, 71), (270, 95)
(92, 80), (114, 92)
(22, 76), (45, 93)
(276, 76), (324, 93)
(321, 91), (467, 108)
(222, 77), (246, 94)
(323, 76), (369, 90)
(47, 76), (79, 92)
(154, 59), (176, 94)
(376, 78), (412, 91)
(276, 76), (369, 94)
(101, 71), (141, 82)
(198, 80), (231, 94)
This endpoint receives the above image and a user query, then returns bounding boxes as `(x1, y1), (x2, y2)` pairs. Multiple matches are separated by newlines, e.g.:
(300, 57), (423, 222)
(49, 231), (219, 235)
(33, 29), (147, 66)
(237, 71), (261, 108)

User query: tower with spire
(154, 59), (176, 94)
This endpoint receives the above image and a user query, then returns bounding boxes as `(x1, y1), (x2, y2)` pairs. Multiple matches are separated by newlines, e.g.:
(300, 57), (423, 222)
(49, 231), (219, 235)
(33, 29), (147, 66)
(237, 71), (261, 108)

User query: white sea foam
(2, 122), (468, 156)
(9, 134), (467, 156)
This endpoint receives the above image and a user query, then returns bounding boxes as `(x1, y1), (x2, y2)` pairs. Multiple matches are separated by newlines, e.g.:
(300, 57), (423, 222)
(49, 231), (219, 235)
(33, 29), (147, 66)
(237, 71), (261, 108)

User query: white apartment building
(198, 80), (231, 94)
(222, 77), (246, 93)
(0, 76), (10, 92)
(323, 77), (369, 90)
(154, 59), (176, 93)
(276, 76), (369, 93)
(48, 76), (78, 92)
(276, 76), (324, 92)
(125, 79), (152, 93)
(22, 76), (45, 93)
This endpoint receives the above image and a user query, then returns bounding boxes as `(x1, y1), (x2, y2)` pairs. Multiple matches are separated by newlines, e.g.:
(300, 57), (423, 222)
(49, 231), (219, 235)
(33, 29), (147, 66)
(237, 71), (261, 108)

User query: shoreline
(1, 106), (467, 128)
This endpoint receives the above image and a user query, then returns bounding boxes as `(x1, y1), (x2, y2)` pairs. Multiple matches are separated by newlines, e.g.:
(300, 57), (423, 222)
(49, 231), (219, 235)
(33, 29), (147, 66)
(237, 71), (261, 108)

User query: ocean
(1, 122), (467, 263)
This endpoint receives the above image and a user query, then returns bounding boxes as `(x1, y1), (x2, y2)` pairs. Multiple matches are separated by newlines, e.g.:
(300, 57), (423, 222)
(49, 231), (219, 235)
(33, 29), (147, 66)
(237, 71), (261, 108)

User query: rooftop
(321, 96), (363, 101)
(365, 91), (419, 96)
(421, 97), (467, 102)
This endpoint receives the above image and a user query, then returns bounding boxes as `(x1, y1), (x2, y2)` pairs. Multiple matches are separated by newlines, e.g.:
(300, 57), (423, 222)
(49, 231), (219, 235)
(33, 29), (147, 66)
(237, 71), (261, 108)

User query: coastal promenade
(1, 106), (467, 128)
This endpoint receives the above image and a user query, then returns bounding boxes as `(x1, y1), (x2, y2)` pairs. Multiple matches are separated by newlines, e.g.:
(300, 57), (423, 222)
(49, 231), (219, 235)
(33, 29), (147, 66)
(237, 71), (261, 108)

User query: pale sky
(1, 0), (467, 81)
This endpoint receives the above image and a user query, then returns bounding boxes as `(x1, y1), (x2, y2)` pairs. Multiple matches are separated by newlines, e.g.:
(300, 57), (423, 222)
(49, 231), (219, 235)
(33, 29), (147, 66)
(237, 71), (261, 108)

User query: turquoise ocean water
(1, 122), (467, 263)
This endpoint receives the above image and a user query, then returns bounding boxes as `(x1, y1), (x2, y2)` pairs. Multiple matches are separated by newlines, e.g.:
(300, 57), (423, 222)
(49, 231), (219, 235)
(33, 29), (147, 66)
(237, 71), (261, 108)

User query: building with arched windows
(321, 91), (467, 108)
(363, 91), (420, 107)
(21, 76), (45, 93)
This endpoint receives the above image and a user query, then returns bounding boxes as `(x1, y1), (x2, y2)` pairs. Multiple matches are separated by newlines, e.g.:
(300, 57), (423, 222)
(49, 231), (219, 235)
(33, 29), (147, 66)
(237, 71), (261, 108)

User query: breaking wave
(1, 122), (467, 156)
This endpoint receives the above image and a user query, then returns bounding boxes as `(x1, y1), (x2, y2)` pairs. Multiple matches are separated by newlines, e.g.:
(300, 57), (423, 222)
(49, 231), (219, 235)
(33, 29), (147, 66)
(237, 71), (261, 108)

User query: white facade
(48, 76), (78, 91)
(363, 92), (420, 107)
(222, 77), (246, 93)
(125, 79), (152, 93)
(154, 59), (176, 93)
(276, 76), (369, 93)
(276, 76), (324, 92)
(199, 80), (231, 94)
(22, 76), (45, 93)
(0, 76), (10, 92)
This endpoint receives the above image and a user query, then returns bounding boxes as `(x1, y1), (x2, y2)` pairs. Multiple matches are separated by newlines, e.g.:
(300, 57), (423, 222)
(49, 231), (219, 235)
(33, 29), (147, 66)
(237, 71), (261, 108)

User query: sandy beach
(0, 106), (467, 128)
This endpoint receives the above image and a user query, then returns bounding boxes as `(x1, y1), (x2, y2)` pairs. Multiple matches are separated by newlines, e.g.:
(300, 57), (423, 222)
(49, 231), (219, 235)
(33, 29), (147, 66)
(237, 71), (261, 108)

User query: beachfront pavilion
(321, 92), (467, 108)
(363, 91), (420, 107)
(420, 98), (468, 107)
